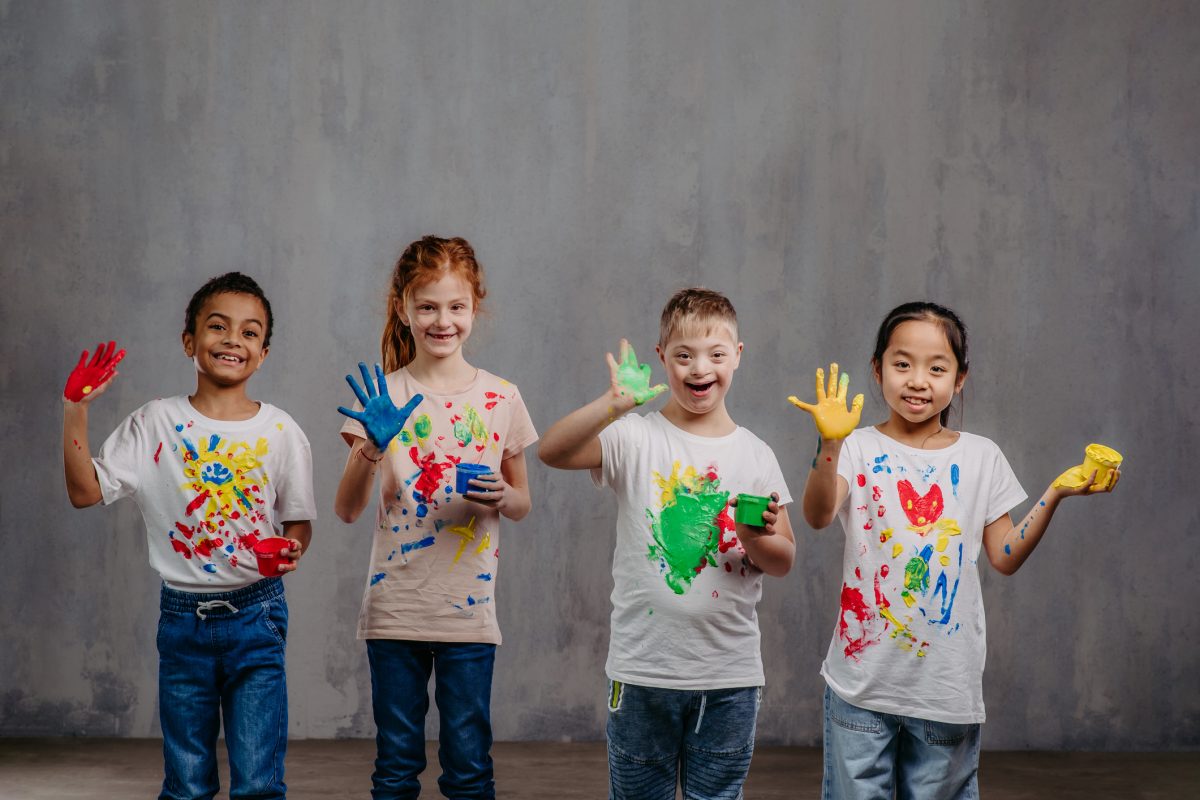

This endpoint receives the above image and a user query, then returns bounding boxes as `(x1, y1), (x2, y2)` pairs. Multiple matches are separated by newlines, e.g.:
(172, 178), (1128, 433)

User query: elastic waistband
(160, 577), (284, 613)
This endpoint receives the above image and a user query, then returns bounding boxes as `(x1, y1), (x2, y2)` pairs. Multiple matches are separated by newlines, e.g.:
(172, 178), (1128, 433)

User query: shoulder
(475, 369), (523, 397)
(253, 403), (312, 446)
(731, 425), (778, 457)
(122, 396), (187, 430)
(954, 430), (1004, 456)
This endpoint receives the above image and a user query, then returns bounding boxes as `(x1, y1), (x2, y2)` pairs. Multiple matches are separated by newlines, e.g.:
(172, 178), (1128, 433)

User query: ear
(395, 297), (410, 327)
(872, 358), (882, 384)
(182, 330), (194, 358)
(255, 345), (269, 370)
(656, 344), (665, 365)
(731, 341), (744, 369)
(955, 369), (968, 394)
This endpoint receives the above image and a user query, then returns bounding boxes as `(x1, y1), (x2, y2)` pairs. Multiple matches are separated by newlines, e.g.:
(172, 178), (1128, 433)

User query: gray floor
(1, 738), (1197, 799)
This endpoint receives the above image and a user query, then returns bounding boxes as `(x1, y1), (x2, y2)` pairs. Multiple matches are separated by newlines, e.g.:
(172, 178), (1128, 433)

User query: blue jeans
(367, 639), (497, 800)
(606, 681), (761, 800)
(157, 578), (288, 800)
(823, 685), (980, 800)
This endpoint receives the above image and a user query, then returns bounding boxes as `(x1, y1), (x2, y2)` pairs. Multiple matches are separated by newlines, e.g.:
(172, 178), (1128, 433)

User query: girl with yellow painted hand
(792, 301), (1120, 800)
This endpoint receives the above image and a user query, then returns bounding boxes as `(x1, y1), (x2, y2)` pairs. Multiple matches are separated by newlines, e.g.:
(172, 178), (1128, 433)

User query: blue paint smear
(225, 544), (235, 553)
(477, 573), (492, 581)
(401, 508), (409, 516)
(950, 464), (960, 496)
(1039, 500), (1046, 507)
(1004, 544), (1011, 555)
(921, 465), (937, 483)
(387, 549), (396, 561)
(871, 454), (892, 474)
(400, 535), (436, 554)
(182, 437), (199, 460)
(931, 543), (963, 625)
(175, 424), (184, 432)
(392, 525), (400, 533)
(208, 433), (220, 451)
(202, 564), (217, 573)
(415, 505), (428, 518)
(467, 595), (476, 606)
(919, 544), (934, 563)
(370, 573), (386, 586)
(445, 486), (452, 494)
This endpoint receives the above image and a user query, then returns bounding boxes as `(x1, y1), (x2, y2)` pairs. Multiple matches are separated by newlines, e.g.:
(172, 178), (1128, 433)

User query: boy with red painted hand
(62, 272), (316, 800)
(539, 287), (795, 800)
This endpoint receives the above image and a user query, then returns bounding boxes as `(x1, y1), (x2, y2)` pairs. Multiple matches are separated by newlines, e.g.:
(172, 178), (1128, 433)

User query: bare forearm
(987, 488), (1061, 575)
(334, 441), (377, 523)
(63, 402), (102, 507)
(802, 437), (843, 529)
(539, 392), (629, 469)
(282, 520), (313, 551)
(499, 485), (531, 521)
(739, 531), (795, 576)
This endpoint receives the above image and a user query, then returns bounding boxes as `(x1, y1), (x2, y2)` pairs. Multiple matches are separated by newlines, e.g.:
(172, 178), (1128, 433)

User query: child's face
(656, 320), (742, 417)
(873, 319), (965, 426)
(182, 292), (269, 388)
(399, 272), (476, 362)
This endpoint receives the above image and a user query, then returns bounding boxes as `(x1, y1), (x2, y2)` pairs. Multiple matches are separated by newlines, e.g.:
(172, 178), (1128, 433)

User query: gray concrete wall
(2, 0), (1197, 750)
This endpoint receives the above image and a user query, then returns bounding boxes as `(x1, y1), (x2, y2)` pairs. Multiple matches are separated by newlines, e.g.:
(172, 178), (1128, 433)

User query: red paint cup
(252, 537), (290, 576)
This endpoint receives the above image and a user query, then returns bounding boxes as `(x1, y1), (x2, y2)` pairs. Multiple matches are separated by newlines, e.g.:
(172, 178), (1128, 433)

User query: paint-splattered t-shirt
(821, 426), (1026, 724)
(593, 411), (791, 690)
(340, 367), (537, 645)
(93, 396), (317, 592)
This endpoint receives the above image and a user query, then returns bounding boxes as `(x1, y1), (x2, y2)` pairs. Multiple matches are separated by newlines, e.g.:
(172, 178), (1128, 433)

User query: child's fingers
(850, 393), (864, 415)
(336, 405), (366, 423)
(88, 342), (106, 369)
(374, 363), (390, 398)
(815, 368), (827, 401)
(787, 395), (815, 413)
(828, 363), (840, 399)
(357, 362), (377, 399)
(345, 372), (371, 407)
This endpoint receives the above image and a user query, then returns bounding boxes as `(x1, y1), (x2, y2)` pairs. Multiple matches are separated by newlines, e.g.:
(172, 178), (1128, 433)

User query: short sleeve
(985, 442), (1027, 525)
(92, 411), (146, 505)
(273, 423), (318, 523)
(753, 440), (793, 507)
(501, 385), (539, 460)
(591, 414), (645, 490)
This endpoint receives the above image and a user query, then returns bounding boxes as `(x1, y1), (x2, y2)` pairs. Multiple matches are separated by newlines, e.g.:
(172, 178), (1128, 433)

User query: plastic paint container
(252, 537), (290, 576)
(456, 463), (493, 495)
(1082, 444), (1123, 489)
(734, 494), (770, 526)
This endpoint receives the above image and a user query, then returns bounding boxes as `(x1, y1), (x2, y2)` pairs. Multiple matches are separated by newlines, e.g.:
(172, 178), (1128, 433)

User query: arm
(983, 468), (1121, 576)
(62, 342), (126, 508)
(465, 450), (532, 521)
(334, 362), (423, 524)
(539, 339), (664, 470)
(789, 363), (861, 529)
(734, 495), (796, 576)
(277, 520), (313, 573)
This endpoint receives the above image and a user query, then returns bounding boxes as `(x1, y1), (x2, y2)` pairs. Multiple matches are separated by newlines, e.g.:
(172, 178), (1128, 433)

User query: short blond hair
(658, 287), (738, 347)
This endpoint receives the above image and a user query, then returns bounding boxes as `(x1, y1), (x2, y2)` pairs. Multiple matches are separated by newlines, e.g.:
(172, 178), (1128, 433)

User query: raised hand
(606, 339), (667, 406)
(64, 341), (126, 402)
(788, 362), (863, 440)
(337, 362), (424, 452)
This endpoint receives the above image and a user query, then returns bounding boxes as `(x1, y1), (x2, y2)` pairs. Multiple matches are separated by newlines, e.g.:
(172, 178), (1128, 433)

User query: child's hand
(337, 362), (424, 452)
(64, 341), (126, 403)
(788, 363), (863, 440)
(464, 471), (515, 513)
(731, 492), (784, 537)
(1052, 466), (1121, 497)
(606, 339), (667, 406)
(277, 539), (305, 573)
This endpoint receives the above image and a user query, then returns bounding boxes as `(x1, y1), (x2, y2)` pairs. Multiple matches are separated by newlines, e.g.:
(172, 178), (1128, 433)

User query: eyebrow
(206, 312), (263, 327)
(891, 348), (949, 360)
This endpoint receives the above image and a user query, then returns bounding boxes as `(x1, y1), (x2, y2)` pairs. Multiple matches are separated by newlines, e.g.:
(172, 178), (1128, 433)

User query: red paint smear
(715, 506), (738, 553)
(194, 538), (220, 558)
(878, 505), (886, 517)
(839, 583), (876, 660)
(238, 533), (260, 551)
(826, 456), (832, 462)
(725, 562), (732, 572)
(410, 446), (455, 500)
(493, 432), (499, 442)
(153, 442), (163, 464)
(897, 480), (943, 527)
(854, 566), (862, 579)
(880, 564), (889, 577)
(445, 401), (453, 408)
(863, 520), (873, 530)
(857, 474), (866, 487)
(185, 490), (209, 516)
(872, 485), (882, 501)
(175, 521), (196, 540)
(170, 539), (193, 559)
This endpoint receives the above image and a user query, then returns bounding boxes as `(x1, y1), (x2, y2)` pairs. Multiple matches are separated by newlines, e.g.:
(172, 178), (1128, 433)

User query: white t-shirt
(821, 426), (1026, 724)
(593, 411), (792, 690)
(340, 368), (538, 645)
(93, 396), (317, 592)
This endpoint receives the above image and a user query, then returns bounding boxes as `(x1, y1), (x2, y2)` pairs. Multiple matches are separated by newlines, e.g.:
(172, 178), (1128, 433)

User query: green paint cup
(734, 494), (770, 526)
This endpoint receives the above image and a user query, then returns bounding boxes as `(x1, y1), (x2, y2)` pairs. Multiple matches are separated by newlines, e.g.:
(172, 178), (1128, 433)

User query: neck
(877, 412), (952, 449)
(659, 398), (736, 437)
(190, 380), (259, 421)
(405, 351), (476, 393)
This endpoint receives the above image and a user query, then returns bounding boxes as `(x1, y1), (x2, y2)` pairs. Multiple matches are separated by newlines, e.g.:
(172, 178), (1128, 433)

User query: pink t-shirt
(340, 367), (538, 644)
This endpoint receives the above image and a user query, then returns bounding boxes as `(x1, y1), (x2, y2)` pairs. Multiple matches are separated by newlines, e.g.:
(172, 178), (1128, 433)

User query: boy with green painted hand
(539, 287), (795, 800)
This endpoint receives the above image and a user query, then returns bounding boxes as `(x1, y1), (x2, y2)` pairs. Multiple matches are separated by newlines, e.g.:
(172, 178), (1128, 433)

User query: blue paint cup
(456, 463), (493, 495)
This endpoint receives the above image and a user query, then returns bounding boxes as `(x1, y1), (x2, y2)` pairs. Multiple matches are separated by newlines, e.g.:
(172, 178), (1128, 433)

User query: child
(62, 272), (316, 800)
(334, 235), (537, 800)
(539, 288), (796, 800)
(791, 301), (1119, 799)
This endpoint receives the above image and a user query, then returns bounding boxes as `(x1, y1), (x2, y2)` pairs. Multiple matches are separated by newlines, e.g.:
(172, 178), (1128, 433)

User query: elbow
(67, 485), (100, 509)
(537, 442), (562, 469)
(803, 510), (834, 531)
(334, 502), (361, 525)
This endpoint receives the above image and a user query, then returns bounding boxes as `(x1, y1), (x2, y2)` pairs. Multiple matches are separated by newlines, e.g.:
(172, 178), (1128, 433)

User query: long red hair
(381, 236), (487, 372)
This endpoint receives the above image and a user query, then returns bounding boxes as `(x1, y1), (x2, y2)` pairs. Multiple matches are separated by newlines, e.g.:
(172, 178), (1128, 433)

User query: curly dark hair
(184, 272), (274, 347)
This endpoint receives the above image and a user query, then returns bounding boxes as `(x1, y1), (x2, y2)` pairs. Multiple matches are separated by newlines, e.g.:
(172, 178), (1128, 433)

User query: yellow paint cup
(1082, 444), (1122, 490)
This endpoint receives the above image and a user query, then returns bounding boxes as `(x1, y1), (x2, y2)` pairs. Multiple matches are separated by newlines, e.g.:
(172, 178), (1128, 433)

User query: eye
(894, 360), (909, 369)
(209, 323), (225, 331)
(931, 365), (946, 374)
(244, 330), (258, 338)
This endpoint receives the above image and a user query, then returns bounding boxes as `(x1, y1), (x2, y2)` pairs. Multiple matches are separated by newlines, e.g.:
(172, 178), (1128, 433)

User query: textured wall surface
(2, 1), (1197, 749)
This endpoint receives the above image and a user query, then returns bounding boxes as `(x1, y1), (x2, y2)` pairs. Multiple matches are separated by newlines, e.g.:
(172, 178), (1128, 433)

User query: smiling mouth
(214, 353), (244, 364)
(686, 381), (715, 396)
(427, 332), (456, 341)
(902, 396), (930, 407)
